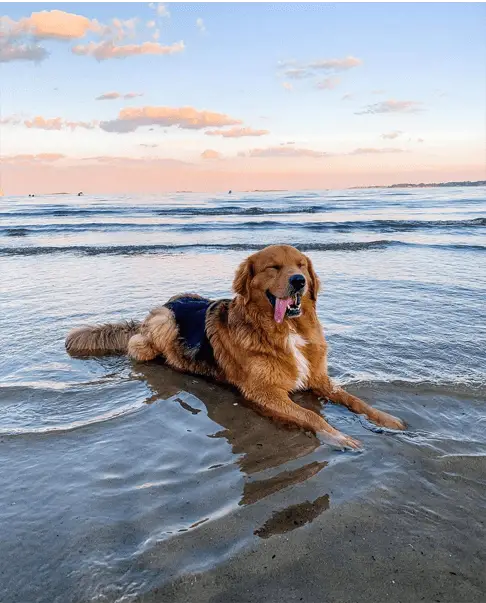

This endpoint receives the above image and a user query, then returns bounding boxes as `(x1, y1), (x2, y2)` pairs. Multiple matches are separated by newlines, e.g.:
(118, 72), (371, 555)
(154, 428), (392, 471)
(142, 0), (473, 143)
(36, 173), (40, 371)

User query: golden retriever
(65, 244), (405, 449)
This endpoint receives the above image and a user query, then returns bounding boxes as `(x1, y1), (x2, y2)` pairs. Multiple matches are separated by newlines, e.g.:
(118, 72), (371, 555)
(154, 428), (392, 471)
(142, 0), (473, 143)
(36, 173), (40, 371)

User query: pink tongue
(274, 297), (292, 323)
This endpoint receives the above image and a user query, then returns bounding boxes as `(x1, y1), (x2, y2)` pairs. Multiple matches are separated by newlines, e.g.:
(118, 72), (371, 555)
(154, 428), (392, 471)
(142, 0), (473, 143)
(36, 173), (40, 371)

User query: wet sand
(5, 362), (485, 603)
(128, 368), (486, 603)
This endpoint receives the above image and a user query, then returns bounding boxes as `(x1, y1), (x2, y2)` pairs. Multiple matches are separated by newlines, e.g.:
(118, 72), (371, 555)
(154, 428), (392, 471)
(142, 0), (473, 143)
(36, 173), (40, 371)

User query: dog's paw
(321, 431), (363, 451)
(373, 411), (406, 431)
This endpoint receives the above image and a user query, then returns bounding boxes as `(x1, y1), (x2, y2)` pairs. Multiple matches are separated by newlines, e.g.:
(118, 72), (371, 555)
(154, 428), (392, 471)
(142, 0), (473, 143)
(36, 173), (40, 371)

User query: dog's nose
(289, 274), (306, 292)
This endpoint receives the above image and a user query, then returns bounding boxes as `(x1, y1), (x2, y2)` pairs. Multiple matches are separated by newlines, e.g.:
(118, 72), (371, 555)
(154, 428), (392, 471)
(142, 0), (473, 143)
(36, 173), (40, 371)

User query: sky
(1, 2), (485, 194)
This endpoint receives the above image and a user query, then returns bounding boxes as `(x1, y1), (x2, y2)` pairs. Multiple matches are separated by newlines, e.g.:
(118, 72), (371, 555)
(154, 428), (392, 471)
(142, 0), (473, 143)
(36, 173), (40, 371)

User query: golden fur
(66, 245), (405, 449)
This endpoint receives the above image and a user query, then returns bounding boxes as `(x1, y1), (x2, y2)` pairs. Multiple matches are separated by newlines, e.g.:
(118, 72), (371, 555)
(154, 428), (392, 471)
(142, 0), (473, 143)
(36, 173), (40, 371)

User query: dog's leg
(312, 377), (406, 430)
(127, 334), (158, 362)
(242, 385), (361, 450)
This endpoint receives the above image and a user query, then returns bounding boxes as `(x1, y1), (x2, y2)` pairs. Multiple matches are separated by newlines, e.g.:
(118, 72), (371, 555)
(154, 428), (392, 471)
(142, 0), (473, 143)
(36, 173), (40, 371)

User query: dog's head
(233, 245), (320, 323)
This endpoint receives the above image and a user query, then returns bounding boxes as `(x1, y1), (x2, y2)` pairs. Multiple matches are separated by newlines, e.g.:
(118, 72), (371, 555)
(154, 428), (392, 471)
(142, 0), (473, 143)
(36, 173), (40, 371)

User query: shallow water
(1, 188), (485, 602)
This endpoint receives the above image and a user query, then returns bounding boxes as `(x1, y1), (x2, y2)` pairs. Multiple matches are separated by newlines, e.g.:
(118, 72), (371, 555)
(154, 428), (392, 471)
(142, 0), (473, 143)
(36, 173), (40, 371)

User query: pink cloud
(201, 149), (222, 160)
(243, 146), (327, 158)
(100, 106), (242, 133)
(316, 77), (340, 90)
(19, 10), (98, 40)
(1, 10), (183, 63)
(282, 82), (293, 92)
(381, 130), (403, 140)
(0, 11), (99, 41)
(72, 40), (184, 60)
(278, 55), (362, 82)
(3, 153), (66, 163)
(205, 127), (270, 138)
(80, 156), (189, 167)
(356, 100), (423, 115)
(1, 11), (142, 44)
(348, 147), (406, 155)
(24, 116), (97, 130)
(309, 56), (362, 71)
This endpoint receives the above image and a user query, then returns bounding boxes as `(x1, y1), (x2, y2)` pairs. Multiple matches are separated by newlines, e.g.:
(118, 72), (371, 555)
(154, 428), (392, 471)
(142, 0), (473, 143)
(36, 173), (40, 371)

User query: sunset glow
(1, 3), (485, 194)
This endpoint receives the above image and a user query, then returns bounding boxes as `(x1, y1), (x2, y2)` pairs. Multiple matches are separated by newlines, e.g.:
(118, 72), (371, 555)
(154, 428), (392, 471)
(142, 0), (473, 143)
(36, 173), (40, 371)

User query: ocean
(1, 187), (485, 602)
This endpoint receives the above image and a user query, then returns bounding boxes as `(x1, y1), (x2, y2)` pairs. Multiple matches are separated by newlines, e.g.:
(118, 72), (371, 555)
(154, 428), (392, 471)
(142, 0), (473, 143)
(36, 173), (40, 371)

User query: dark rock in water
(77, 192), (84, 196)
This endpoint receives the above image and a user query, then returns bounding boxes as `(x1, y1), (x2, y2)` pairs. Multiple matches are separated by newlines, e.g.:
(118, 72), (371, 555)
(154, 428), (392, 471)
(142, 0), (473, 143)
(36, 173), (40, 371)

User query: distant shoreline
(351, 180), (486, 190)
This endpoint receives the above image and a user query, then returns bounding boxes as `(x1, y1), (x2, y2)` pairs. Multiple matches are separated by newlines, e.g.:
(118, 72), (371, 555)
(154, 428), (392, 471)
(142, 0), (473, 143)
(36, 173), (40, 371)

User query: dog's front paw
(372, 410), (406, 431)
(321, 431), (362, 451)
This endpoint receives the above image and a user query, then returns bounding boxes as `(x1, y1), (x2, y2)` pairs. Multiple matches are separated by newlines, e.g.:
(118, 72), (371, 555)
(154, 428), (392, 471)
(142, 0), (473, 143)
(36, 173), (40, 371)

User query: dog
(65, 244), (406, 449)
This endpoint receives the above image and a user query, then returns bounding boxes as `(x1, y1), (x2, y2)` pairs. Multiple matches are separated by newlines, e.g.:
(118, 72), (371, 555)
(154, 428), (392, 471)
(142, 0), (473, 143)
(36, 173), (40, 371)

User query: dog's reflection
(133, 360), (330, 534)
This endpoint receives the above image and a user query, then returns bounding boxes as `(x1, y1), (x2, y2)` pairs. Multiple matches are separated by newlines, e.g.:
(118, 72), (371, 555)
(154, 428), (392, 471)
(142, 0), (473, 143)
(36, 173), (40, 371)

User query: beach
(1, 187), (485, 602)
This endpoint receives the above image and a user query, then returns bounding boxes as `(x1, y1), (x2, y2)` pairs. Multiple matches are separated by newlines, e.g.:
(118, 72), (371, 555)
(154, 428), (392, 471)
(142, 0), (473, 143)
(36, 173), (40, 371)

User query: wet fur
(65, 320), (141, 356)
(66, 245), (405, 448)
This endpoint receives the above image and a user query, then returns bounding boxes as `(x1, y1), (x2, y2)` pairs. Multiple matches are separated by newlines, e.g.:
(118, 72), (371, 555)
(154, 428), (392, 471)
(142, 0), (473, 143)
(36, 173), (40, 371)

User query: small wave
(303, 217), (486, 232)
(0, 205), (329, 220)
(180, 217), (486, 233)
(0, 400), (145, 436)
(1, 240), (485, 256)
(5, 228), (30, 237)
(157, 205), (324, 216)
(0, 208), (124, 218)
(0, 240), (391, 256)
(2, 217), (484, 238)
(336, 377), (486, 397)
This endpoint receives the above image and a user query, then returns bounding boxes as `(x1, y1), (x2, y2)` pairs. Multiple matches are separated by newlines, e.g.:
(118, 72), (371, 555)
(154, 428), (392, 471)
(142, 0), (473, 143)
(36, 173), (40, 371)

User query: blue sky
(1, 3), (485, 193)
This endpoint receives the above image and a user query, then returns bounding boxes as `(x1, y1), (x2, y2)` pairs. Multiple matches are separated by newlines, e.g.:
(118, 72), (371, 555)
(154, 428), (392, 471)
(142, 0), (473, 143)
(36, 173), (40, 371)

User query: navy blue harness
(165, 296), (215, 364)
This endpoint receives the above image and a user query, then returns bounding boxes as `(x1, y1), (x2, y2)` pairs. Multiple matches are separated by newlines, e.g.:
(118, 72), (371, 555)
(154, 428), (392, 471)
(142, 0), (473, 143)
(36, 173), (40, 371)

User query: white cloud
(196, 18), (206, 34)
(149, 3), (170, 18)
(356, 100), (423, 115)
(0, 41), (48, 62)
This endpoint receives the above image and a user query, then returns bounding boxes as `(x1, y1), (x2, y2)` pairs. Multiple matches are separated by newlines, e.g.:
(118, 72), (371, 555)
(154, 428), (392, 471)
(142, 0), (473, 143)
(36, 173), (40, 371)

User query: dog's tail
(65, 319), (141, 357)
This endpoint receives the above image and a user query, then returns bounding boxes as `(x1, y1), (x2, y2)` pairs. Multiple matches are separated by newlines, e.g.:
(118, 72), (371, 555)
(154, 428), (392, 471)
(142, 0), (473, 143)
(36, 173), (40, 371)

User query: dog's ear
(233, 258), (254, 303)
(305, 255), (320, 301)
